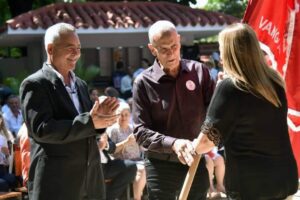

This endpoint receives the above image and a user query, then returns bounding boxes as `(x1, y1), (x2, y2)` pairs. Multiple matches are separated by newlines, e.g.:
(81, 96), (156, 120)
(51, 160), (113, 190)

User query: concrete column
(99, 47), (113, 76)
(27, 41), (44, 71)
(127, 47), (141, 69)
(141, 46), (155, 64)
(121, 47), (128, 68)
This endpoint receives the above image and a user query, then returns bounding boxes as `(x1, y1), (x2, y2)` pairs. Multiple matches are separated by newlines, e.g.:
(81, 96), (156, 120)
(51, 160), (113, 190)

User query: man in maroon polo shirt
(132, 20), (215, 199)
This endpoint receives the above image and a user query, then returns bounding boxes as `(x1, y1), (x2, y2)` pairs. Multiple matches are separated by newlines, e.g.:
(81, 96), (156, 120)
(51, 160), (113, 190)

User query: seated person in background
(205, 147), (226, 199)
(3, 95), (23, 138)
(0, 85), (13, 114)
(0, 113), (17, 191)
(199, 55), (219, 82)
(133, 58), (151, 80)
(112, 61), (127, 93)
(125, 97), (134, 125)
(89, 88), (100, 103)
(120, 67), (133, 100)
(108, 102), (146, 200)
(104, 86), (120, 98)
(104, 86), (126, 103)
(98, 133), (136, 200)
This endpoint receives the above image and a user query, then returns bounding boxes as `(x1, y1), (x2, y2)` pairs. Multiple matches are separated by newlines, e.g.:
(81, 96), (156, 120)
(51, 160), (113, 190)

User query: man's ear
(47, 44), (53, 55)
(148, 43), (157, 57)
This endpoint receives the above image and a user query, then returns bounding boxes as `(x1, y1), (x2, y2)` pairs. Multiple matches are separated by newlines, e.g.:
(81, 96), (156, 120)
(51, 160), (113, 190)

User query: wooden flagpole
(178, 153), (202, 200)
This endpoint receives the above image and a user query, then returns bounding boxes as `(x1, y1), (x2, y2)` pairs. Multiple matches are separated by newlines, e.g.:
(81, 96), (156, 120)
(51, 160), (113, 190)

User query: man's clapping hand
(90, 97), (119, 129)
(97, 96), (119, 115)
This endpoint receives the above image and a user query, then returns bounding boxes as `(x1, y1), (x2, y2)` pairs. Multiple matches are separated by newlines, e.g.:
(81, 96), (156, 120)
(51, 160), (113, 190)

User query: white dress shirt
(47, 64), (82, 114)
(3, 109), (23, 136)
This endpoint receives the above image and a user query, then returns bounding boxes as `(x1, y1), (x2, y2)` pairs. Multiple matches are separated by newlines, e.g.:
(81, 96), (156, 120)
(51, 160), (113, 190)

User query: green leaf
(3, 70), (29, 95)
(74, 57), (101, 83)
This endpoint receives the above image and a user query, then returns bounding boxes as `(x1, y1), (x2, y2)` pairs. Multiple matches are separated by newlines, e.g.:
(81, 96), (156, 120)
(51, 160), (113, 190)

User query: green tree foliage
(0, 0), (56, 26)
(0, 0), (56, 58)
(32, 0), (56, 9)
(3, 70), (29, 95)
(0, 1), (11, 26)
(204, 0), (248, 19)
(75, 57), (101, 84)
(152, 0), (197, 6)
(0, 48), (23, 58)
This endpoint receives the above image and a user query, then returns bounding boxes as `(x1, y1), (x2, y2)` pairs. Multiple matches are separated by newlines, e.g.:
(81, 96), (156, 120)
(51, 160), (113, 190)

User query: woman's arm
(115, 134), (136, 153)
(193, 132), (215, 155)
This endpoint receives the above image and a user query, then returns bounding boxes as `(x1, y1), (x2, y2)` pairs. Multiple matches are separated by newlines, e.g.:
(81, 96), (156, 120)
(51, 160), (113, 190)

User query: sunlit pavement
(293, 188), (300, 200)
(206, 180), (300, 200)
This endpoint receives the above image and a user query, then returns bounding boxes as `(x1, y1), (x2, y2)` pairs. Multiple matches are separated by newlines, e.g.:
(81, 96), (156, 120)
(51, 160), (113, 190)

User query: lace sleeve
(201, 121), (222, 147)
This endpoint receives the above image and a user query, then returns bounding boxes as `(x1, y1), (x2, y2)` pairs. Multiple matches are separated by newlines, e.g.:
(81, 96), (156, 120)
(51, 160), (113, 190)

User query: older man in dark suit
(20, 23), (119, 200)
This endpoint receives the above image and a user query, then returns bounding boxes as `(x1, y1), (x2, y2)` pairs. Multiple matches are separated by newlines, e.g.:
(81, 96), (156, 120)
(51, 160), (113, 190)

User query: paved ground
(293, 189), (300, 200)
(206, 181), (300, 200)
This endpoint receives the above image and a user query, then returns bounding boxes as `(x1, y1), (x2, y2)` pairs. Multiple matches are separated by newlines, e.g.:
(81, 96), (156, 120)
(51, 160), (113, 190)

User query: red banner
(243, 0), (300, 177)
(286, 2), (300, 178)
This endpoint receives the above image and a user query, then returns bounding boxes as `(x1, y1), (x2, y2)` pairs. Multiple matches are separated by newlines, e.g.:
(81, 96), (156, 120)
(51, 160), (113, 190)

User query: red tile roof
(4, 1), (239, 31)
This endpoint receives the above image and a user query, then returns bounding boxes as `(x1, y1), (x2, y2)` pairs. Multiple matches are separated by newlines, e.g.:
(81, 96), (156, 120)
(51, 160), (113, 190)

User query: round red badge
(186, 80), (196, 91)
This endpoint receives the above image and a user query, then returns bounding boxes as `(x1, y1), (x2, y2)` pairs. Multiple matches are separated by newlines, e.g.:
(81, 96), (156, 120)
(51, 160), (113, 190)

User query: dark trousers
(145, 157), (209, 200)
(103, 159), (137, 200)
(0, 165), (17, 191)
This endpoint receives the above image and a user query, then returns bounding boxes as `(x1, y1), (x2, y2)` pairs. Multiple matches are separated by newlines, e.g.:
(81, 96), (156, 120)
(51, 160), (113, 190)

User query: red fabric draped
(243, 0), (300, 177)
(286, 3), (300, 177)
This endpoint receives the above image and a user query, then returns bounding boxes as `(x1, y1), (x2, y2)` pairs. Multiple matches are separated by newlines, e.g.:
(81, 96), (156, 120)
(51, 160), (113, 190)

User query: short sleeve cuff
(201, 121), (222, 147)
(162, 136), (177, 153)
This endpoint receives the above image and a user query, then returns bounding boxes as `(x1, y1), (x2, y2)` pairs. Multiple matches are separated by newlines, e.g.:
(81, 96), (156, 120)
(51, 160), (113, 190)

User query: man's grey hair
(148, 20), (177, 44)
(44, 23), (76, 50)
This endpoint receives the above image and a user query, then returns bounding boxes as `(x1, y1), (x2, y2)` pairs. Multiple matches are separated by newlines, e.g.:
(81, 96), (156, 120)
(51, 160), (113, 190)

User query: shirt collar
(6, 108), (21, 117)
(152, 59), (190, 82)
(46, 63), (76, 87)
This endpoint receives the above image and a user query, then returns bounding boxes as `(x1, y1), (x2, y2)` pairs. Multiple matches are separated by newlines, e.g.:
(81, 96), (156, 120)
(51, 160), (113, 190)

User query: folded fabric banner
(243, 0), (300, 177)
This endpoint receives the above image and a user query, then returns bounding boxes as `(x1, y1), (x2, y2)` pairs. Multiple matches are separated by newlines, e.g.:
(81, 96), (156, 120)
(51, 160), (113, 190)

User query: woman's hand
(97, 133), (108, 150)
(125, 134), (136, 145)
(192, 133), (215, 156)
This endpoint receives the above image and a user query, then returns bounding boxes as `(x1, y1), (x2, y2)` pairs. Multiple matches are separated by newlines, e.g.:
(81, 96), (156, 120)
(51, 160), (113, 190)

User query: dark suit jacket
(20, 63), (105, 200)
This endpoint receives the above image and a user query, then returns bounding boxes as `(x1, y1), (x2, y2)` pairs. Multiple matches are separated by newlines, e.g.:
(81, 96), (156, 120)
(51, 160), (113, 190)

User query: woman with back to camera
(192, 23), (298, 200)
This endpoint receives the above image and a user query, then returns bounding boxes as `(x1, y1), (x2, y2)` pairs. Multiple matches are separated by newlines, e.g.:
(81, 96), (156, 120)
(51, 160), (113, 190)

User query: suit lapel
(42, 63), (79, 115)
